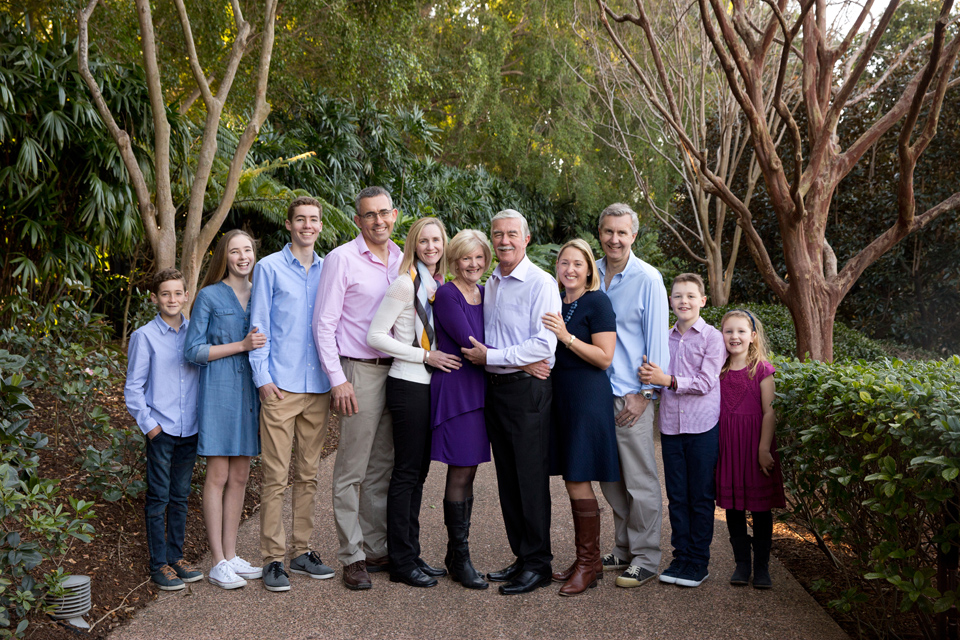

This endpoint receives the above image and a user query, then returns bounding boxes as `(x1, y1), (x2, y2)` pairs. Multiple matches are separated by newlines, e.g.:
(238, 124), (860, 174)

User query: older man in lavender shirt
(313, 186), (402, 591)
(462, 209), (562, 595)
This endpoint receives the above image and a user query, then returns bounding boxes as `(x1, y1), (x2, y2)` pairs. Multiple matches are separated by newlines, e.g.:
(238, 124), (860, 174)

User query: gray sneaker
(263, 561), (291, 592)
(290, 551), (334, 580)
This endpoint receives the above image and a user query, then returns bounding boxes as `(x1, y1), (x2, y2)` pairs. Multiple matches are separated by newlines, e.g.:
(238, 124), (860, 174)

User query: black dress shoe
(389, 567), (438, 588)
(415, 558), (448, 578)
(498, 570), (552, 595)
(487, 560), (523, 582)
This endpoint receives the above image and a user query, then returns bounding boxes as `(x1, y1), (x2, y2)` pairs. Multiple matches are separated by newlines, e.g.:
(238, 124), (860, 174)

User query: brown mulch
(23, 383), (339, 640)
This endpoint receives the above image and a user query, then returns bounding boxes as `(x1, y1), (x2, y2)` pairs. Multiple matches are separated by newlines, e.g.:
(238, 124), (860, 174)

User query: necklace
(563, 299), (578, 323)
(454, 280), (480, 304)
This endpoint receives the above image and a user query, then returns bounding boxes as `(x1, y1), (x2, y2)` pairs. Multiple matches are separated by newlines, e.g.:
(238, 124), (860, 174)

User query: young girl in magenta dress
(715, 309), (785, 589)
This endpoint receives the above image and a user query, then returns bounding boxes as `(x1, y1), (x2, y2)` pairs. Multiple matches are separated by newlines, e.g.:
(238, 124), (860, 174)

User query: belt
(487, 371), (533, 386)
(344, 356), (394, 366)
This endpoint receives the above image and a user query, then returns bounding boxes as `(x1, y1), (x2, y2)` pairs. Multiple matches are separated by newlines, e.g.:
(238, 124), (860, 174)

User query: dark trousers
(661, 423), (719, 567)
(485, 376), (553, 577)
(144, 431), (198, 573)
(385, 377), (433, 573)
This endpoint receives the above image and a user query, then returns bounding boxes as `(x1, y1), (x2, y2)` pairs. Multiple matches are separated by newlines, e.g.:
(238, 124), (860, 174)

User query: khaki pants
(599, 398), (663, 572)
(332, 359), (394, 565)
(259, 391), (331, 564)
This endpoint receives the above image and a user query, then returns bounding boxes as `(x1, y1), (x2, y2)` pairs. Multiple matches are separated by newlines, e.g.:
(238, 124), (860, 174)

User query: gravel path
(110, 433), (847, 640)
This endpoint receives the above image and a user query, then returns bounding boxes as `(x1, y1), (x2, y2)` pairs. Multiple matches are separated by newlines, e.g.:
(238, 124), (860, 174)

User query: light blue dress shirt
(483, 256), (562, 373)
(598, 254), (671, 397)
(124, 313), (199, 437)
(249, 244), (331, 394)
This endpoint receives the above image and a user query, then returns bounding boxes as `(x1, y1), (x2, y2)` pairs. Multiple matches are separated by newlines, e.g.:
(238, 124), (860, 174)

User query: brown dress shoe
(365, 555), (390, 573)
(342, 560), (372, 590)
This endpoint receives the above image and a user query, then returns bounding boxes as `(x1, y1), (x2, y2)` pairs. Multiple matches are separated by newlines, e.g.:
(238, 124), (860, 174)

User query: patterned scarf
(411, 260), (439, 370)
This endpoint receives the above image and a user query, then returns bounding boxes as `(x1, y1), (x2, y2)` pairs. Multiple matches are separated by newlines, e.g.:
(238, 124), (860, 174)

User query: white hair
(491, 209), (530, 238)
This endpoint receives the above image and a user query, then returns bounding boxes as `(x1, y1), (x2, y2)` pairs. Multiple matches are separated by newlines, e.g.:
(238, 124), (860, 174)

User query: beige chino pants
(599, 398), (663, 572)
(331, 359), (394, 565)
(259, 390), (331, 564)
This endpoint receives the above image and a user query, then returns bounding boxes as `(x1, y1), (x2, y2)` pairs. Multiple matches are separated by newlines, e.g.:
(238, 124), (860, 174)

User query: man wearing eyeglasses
(313, 186), (402, 590)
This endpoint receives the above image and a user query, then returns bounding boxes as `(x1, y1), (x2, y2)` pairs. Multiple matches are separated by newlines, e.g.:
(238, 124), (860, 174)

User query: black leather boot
(729, 536), (752, 586)
(752, 537), (772, 589)
(444, 498), (488, 590)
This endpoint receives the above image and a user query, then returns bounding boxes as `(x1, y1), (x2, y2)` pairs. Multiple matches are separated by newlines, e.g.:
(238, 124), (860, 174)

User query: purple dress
(430, 282), (491, 466)
(715, 361), (786, 511)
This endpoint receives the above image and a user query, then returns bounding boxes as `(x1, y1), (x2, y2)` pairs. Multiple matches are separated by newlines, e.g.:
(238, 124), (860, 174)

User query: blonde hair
(446, 229), (492, 278)
(555, 239), (601, 293)
(399, 217), (448, 277)
(199, 230), (257, 291)
(720, 309), (770, 379)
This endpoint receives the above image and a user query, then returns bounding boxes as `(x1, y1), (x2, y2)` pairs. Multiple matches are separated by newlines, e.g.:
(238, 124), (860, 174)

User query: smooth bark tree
(596, 0), (960, 360)
(77, 0), (279, 297)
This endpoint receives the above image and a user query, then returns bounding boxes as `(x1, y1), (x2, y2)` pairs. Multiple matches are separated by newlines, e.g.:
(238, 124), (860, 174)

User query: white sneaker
(208, 560), (247, 590)
(228, 555), (263, 580)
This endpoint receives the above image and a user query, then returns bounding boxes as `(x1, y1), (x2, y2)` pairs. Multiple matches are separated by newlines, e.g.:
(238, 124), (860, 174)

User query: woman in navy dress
(184, 230), (265, 590)
(430, 229), (493, 590)
(542, 238), (619, 596)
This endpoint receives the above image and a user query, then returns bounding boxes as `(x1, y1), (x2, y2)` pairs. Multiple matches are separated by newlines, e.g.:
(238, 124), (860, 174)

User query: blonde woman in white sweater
(366, 217), (461, 588)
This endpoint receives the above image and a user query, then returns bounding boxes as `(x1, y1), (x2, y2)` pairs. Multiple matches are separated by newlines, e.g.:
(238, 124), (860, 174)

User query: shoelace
(160, 565), (179, 580)
(306, 551), (322, 565)
(270, 562), (288, 578)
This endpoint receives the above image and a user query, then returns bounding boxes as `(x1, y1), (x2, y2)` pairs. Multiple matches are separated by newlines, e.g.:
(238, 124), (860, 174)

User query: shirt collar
(153, 313), (186, 334)
(281, 243), (321, 268)
(670, 316), (707, 336)
(492, 255), (532, 282)
(353, 235), (401, 264)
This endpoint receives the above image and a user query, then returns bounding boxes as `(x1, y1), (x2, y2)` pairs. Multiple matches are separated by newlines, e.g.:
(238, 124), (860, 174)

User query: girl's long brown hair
(720, 309), (770, 379)
(199, 229), (257, 291)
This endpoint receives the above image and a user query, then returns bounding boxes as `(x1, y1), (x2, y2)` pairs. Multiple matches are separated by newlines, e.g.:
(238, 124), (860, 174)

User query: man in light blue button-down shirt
(595, 203), (671, 587)
(248, 196), (334, 590)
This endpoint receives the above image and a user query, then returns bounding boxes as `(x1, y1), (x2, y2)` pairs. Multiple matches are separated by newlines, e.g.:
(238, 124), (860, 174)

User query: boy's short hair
(287, 196), (323, 221)
(151, 268), (186, 295)
(672, 272), (706, 297)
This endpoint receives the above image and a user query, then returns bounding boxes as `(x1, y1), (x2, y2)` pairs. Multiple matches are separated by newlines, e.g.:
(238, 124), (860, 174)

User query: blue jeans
(661, 423), (719, 567)
(144, 431), (198, 573)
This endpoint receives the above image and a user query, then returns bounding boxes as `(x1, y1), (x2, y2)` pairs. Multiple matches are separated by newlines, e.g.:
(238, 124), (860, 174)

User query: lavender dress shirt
(657, 317), (726, 435)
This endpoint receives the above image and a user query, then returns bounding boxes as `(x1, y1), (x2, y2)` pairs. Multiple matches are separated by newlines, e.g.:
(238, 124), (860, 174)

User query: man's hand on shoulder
(258, 382), (285, 402)
(461, 336), (488, 366)
(615, 393), (650, 428)
(331, 381), (359, 417)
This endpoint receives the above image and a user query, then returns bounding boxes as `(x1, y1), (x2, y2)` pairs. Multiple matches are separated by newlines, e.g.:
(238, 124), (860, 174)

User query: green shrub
(0, 354), (95, 639)
(775, 355), (960, 637)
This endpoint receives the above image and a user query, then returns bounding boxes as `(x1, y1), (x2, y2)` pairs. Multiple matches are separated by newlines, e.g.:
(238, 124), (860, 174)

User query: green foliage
(0, 282), (144, 503)
(775, 355), (960, 636)
(0, 354), (96, 639)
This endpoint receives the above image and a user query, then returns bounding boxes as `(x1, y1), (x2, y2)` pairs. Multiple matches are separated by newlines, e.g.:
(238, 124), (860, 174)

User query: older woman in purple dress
(429, 230), (494, 590)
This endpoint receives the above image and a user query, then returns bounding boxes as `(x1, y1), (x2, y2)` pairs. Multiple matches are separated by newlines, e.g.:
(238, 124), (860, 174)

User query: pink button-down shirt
(657, 317), (725, 435)
(313, 235), (402, 387)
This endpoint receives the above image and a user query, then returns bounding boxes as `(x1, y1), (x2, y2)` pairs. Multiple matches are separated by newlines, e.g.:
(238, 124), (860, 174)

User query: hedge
(775, 355), (960, 637)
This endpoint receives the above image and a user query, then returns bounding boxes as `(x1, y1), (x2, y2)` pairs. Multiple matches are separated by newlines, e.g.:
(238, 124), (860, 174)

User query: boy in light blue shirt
(124, 268), (202, 591)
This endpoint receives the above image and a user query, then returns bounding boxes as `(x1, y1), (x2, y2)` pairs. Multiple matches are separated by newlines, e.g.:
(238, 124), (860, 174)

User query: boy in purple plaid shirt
(639, 273), (725, 588)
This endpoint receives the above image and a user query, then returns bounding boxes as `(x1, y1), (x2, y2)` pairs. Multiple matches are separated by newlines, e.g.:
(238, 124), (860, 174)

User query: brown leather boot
(552, 503), (603, 582)
(559, 498), (601, 596)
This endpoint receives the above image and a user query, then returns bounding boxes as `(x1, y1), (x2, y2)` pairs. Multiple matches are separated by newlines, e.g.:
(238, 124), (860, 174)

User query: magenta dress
(429, 282), (491, 466)
(715, 361), (786, 511)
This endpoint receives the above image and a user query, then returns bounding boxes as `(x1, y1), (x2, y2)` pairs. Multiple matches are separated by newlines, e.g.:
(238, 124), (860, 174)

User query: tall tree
(77, 0), (279, 295)
(596, 0), (960, 360)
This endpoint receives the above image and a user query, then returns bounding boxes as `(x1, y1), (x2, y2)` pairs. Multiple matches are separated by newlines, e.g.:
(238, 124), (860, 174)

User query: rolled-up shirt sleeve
(183, 293), (212, 366)
(124, 331), (159, 435)
(249, 262), (274, 388)
(639, 275), (670, 391)
(314, 251), (348, 387)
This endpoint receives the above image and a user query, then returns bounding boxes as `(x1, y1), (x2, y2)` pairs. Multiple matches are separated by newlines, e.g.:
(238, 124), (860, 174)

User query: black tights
(444, 465), (478, 502)
(726, 509), (773, 542)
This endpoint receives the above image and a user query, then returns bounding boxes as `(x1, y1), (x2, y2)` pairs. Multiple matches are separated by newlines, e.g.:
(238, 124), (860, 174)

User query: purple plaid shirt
(657, 317), (725, 435)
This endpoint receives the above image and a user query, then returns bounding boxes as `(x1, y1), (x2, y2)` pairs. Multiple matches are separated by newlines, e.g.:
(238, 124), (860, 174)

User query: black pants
(485, 376), (553, 577)
(385, 377), (433, 573)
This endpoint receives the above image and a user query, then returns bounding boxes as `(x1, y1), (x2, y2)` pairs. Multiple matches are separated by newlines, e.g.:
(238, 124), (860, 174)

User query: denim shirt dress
(184, 281), (261, 457)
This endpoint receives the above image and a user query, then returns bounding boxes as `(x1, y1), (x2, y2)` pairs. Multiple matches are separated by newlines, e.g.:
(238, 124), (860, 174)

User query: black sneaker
(659, 558), (686, 584)
(616, 565), (657, 587)
(151, 565), (185, 591)
(290, 551), (334, 580)
(601, 553), (629, 571)
(263, 561), (291, 592)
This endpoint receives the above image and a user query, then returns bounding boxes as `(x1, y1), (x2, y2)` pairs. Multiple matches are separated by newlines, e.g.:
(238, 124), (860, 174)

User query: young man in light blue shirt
(124, 267), (202, 591)
(249, 196), (333, 591)
(595, 203), (671, 588)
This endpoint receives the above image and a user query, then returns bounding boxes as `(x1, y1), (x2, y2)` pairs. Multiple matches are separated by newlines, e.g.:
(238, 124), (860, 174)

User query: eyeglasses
(360, 209), (394, 222)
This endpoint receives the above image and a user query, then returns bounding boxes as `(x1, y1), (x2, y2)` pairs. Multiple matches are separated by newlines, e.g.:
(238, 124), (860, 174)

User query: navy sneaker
(659, 558), (686, 584)
(290, 551), (334, 580)
(675, 563), (709, 588)
(171, 559), (203, 583)
(152, 565), (185, 591)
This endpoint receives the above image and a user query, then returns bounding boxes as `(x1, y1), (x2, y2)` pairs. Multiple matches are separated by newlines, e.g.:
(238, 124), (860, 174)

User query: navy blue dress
(183, 281), (261, 457)
(550, 290), (620, 482)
